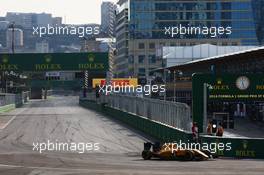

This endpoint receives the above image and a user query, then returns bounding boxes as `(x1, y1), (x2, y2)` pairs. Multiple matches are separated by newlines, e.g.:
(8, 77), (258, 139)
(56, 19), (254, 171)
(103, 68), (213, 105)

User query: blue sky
(0, 0), (117, 24)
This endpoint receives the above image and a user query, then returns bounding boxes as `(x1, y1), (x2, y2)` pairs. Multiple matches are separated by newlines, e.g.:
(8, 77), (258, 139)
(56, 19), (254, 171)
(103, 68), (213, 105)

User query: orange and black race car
(142, 142), (217, 161)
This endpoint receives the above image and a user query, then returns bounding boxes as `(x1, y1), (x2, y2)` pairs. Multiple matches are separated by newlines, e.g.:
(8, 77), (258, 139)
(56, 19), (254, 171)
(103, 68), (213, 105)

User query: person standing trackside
(95, 85), (100, 98)
(207, 120), (213, 135)
(95, 85), (100, 104)
(192, 122), (199, 142)
(216, 123), (224, 137)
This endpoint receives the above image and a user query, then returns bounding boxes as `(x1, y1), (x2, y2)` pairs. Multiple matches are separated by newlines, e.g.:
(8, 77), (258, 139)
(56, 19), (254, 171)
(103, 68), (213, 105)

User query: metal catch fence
(84, 93), (191, 131)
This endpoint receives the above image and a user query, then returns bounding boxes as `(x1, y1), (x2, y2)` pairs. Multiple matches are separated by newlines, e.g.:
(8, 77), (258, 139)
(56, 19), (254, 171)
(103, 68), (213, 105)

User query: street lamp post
(162, 56), (168, 101)
(5, 72), (8, 93)
(203, 83), (213, 133)
(173, 70), (183, 102)
(95, 38), (116, 86)
(11, 24), (15, 54)
(173, 70), (176, 102)
(163, 68), (171, 101)
(163, 68), (166, 101)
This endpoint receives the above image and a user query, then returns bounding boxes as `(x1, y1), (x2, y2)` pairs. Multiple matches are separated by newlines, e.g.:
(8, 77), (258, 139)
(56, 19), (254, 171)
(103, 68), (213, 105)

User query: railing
(83, 93), (191, 131)
(84, 92), (97, 101)
(22, 91), (30, 103)
(43, 90), (80, 96)
(0, 91), (31, 107)
(0, 93), (16, 106)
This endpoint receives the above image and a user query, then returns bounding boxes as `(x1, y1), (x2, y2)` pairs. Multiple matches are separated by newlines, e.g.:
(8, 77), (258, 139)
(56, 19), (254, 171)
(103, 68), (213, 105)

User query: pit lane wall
(79, 98), (264, 159)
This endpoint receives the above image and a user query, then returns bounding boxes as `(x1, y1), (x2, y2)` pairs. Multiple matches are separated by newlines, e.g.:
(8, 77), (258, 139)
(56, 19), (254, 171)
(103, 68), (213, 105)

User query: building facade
(0, 21), (9, 30)
(252, 0), (264, 45)
(52, 17), (63, 26)
(80, 39), (101, 52)
(36, 41), (49, 53)
(115, 0), (130, 77)
(161, 44), (257, 67)
(35, 13), (53, 27)
(5, 12), (60, 29)
(101, 1), (117, 36)
(6, 12), (33, 29)
(115, 0), (264, 79)
(6, 28), (23, 48)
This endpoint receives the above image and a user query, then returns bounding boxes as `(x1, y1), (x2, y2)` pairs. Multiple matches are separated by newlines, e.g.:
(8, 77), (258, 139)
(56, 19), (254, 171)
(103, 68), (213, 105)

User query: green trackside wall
(200, 136), (264, 159)
(192, 74), (213, 133)
(0, 104), (16, 113)
(80, 98), (264, 159)
(79, 99), (192, 143)
(191, 73), (264, 159)
(0, 101), (23, 113)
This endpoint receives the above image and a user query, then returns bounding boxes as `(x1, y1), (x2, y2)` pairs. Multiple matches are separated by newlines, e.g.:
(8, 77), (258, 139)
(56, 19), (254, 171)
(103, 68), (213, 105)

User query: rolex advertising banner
(0, 53), (108, 72)
(200, 136), (264, 159)
(206, 74), (264, 101)
(192, 74), (264, 133)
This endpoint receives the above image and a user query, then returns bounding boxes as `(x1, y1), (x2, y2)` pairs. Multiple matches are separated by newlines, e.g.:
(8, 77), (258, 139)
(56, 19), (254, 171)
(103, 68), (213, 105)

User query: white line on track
(0, 115), (17, 130)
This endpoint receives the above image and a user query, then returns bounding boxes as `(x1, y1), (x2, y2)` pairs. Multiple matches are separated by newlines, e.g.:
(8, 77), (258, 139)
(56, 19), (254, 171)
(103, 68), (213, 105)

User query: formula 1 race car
(142, 142), (217, 161)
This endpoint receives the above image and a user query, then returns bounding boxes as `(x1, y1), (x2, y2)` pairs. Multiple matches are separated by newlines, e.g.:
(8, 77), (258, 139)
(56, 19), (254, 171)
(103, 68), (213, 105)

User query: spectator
(206, 121), (213, 135)
(216, 122), (224, 137)
(192, 122), (199, 142)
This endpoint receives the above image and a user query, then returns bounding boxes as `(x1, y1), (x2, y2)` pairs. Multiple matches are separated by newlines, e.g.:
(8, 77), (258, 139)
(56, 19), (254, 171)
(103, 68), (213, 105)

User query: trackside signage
(192, 74), (264, 133)
(207, 75), (264, 101)
(0, 53), (108, 72)
(92, 78), (138, 88)
(200, 136), (264, 159)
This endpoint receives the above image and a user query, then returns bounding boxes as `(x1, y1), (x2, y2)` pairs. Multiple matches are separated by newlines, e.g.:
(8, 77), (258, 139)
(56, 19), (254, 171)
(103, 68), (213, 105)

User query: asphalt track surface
(0, 96), (263, 175)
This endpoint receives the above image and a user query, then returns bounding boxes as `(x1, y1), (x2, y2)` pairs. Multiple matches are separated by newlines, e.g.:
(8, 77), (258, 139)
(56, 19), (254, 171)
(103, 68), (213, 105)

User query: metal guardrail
(83, 93), (192, 131)
(43, 90), (80, 96)
(22, 91), (30, 103)
(84, 92), (97, 101)
(0, 93), (16, 106)
(0, 91), (30, 107)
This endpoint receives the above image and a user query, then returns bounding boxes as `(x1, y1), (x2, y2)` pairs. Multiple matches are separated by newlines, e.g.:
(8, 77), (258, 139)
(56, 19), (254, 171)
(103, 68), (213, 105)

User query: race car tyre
(142, 150), (152, 160)
(183, 150), (194, 161)
(194, 155), (205, 161)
